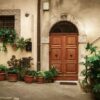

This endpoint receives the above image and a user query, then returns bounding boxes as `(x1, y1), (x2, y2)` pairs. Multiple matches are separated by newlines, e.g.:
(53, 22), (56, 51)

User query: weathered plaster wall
(41, 0), (100, 79)
(0, 0), (38, 69)
(46, 0), (100, 41)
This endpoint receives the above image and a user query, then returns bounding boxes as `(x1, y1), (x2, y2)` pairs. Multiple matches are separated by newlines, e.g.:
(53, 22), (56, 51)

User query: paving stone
(0, 81), (93, 100)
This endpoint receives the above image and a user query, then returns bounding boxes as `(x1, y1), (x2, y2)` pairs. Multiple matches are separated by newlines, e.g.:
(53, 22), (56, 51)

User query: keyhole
(55, 54), (58, 57)
(70, 54), (73, 57)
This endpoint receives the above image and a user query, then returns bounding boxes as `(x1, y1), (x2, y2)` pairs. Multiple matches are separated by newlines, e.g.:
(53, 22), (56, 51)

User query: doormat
(60, 82), (77, 85)
(0, 97), (19, 100)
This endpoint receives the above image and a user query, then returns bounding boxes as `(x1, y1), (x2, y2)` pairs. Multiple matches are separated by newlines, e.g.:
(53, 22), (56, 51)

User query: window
(0, 15), (15, 29)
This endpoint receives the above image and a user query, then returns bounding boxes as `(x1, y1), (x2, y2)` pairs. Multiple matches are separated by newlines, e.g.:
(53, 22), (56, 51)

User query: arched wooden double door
(49, 21), (78, 80)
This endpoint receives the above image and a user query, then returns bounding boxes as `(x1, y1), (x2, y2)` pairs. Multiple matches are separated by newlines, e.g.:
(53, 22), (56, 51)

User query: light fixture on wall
(43, 1), (50, 11)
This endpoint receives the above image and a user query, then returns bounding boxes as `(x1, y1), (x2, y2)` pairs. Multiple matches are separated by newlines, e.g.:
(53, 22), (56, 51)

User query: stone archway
(49, 21), (79, 80)
(41, 14), (87, 81)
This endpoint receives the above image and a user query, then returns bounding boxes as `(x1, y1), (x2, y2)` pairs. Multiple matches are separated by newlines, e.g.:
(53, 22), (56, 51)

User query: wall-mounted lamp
(43, 1), (50, 11)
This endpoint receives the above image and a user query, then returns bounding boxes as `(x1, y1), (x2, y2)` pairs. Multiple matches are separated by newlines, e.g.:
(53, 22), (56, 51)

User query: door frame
(49, 33), (79, 80)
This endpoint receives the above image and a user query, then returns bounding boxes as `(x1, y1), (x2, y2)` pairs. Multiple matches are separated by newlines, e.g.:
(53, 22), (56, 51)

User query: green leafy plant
(50, 65), (58, 77)
(0, 28), (16, 52)
(18, 56), (33, 80)
(37, 71), (45, 77)
(25, 70), (37, 77)
(15, 37), (26, 51)
(44, 66), (58, 82)
(7, 67), (19, 74)
(81, 43), (100, 95)
(93, 84), (100, 100)
(0, 64), (7, 72)
(44, 71), (54, 82)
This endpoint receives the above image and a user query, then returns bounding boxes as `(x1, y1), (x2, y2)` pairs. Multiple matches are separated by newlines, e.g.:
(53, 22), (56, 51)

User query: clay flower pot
(24, 75), (34, 83)
(0, 71), (6, 81)
(7, 73), (18, 82)
(36, 76), (44, 84)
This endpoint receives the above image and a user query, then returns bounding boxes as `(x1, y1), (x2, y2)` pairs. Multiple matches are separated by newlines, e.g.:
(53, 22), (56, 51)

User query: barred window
(0, 15), (15, 29)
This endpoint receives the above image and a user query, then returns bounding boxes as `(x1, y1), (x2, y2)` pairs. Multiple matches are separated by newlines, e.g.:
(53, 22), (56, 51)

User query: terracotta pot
(37, 77), (44, 84)
(45, 78), (55, 83)
(0, 72), (6, 81)
(7, 74), (18, 82)
(24, 75), (34, 83)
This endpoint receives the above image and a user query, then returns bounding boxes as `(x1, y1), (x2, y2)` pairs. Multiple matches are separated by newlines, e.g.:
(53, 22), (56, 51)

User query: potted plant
(24, 70), (37, 83)
(7, 67), (19, 82)
(0, 64), (7, 81)
(44, 71), (54, 83)
(44, 66), (58, 83)
(7, 55), (19, 82)
(36, 71), (45, 83)
(18, 56), (33, 81)
(81, 43), (100, 98)
(25, 38), (32, 52)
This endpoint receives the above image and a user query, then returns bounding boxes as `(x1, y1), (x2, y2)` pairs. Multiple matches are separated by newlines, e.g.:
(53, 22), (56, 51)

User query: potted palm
(0, 64), (7, 81)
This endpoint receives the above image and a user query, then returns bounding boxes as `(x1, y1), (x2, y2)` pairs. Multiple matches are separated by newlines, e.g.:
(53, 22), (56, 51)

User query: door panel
(49, 34), (78, 80)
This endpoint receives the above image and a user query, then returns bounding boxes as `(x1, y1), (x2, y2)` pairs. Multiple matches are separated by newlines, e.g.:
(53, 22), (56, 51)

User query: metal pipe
(37, 0), (41, 71)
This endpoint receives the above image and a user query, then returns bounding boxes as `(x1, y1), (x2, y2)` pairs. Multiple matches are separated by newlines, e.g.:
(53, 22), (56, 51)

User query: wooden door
(49, 33), (78, 80)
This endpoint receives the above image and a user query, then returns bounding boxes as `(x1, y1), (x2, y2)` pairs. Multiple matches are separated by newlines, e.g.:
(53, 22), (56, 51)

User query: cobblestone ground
(0, 81), (93, 100)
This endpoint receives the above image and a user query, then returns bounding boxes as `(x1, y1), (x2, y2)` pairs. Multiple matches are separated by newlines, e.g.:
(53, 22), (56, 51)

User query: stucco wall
(40, 0), (100, 79)
(0, 0), (37, 69)
(41, 0), (100, 42)
(0, 0), (100, 76)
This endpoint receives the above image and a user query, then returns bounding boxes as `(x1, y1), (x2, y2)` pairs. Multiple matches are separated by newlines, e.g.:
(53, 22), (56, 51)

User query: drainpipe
(37, 0), (41, 71)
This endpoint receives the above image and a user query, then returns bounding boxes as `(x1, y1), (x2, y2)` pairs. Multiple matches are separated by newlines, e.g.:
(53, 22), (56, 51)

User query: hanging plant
(0, 28), (17, 52)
